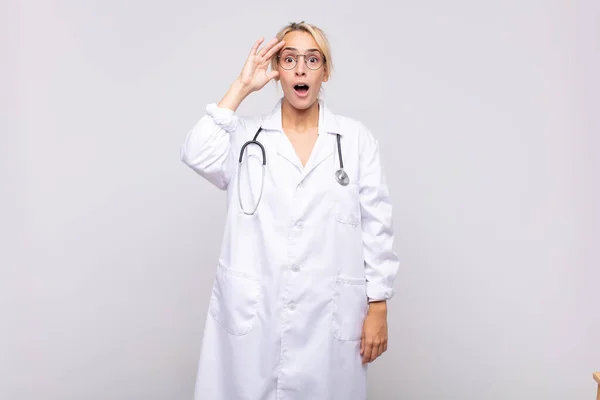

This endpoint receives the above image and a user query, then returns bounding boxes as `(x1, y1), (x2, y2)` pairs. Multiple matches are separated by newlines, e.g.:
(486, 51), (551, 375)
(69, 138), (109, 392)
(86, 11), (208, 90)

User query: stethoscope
(238, 126), (349, 215)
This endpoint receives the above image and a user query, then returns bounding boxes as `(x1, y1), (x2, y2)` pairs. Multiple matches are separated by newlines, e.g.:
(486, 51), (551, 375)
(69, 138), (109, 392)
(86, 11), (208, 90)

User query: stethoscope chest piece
(335, 169), (349, 186)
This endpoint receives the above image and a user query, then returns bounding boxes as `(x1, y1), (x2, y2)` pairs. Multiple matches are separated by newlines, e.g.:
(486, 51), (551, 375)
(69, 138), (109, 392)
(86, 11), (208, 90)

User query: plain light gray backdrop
(4, 0), (600, 399)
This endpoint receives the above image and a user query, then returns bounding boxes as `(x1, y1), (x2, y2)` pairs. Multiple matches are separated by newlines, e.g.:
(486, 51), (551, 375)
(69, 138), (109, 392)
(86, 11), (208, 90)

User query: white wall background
(4, 0), (599, 399)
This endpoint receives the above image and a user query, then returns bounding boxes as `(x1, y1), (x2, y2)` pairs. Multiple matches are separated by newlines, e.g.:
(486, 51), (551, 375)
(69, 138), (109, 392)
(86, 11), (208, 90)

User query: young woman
(181, 21), (400, 400)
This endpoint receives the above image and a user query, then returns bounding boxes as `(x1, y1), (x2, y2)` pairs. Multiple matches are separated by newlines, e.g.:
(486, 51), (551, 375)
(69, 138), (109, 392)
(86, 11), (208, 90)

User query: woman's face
(277, 31), (329, 110)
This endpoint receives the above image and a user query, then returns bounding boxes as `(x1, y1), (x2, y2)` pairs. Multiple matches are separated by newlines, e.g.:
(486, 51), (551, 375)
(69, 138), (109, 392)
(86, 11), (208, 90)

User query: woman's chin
(283, 93), (317, 110)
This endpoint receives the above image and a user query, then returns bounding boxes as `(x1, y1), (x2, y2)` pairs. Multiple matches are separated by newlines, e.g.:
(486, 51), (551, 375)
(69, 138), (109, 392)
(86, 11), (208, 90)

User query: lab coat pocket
(209, 263), (261, 336)
(333, 183), (361, 226)
(332, 277), (368, 341)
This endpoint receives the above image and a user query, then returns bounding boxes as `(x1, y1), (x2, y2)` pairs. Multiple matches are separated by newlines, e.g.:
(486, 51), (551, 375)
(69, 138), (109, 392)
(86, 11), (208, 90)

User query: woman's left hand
(360, 301), (388, 364)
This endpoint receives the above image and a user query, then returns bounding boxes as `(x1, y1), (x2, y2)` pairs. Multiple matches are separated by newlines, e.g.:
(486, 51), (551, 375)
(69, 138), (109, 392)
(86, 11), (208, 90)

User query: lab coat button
(291, 264), (300, 272)
(295, 220), (303, 229)
(288, 302), (296, 311)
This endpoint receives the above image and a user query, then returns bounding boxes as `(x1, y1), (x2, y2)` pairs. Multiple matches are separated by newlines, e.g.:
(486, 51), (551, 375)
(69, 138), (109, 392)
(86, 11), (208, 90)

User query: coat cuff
(366, 283), (394, 302)
(206, 103), (238, 133)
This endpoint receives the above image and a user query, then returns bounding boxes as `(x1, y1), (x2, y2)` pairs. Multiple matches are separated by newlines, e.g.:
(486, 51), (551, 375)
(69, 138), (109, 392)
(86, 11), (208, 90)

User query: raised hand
(218, 37), (286, 112)
(237, 37), (286, 93)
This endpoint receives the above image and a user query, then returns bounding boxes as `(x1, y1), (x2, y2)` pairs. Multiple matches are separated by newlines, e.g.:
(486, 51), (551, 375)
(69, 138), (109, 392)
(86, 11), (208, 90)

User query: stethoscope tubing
(238, 126), (348, 215)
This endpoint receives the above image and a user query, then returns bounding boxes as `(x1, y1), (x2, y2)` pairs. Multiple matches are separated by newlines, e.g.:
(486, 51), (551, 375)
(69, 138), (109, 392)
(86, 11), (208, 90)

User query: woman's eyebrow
(281, 47), (321, 52)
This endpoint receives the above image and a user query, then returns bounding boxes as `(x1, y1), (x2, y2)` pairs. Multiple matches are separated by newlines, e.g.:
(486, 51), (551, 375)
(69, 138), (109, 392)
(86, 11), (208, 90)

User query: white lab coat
(181, 98), (400, 400)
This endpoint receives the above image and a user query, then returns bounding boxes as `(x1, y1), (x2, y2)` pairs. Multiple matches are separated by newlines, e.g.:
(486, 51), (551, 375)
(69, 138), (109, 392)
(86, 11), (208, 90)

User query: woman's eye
(308, 57), (319, 63)
(284, 57), (295, 63)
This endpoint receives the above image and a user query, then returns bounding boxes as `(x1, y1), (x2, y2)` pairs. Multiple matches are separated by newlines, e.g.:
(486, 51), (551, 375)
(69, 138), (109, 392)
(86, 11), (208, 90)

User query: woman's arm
(180, 37), (285, 189)
(180, 82), (250, 190)
(358, 124), (400, 303)
(357, 123), (400, 363)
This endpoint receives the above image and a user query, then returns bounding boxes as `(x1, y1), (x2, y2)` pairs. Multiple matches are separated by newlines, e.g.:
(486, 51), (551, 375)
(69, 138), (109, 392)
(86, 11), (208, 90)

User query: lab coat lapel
(301, 100), (340, 180)
(261, 99), (302, 171)
(277, 136), (303, 171)
(300, 132), (334, 180)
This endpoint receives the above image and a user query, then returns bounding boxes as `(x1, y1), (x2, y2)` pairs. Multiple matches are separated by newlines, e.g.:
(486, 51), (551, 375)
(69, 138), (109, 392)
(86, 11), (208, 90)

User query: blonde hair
(270, 21), (333, 80)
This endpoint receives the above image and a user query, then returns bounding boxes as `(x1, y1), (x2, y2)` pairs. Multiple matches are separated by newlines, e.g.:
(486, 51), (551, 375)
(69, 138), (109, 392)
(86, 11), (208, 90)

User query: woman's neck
(281, 98), (319, 134)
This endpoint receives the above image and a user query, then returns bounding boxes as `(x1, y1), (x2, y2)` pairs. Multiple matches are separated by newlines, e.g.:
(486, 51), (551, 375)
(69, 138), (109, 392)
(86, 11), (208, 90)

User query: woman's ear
(322, 66), (330, 83)
(272, 65), (281, 81)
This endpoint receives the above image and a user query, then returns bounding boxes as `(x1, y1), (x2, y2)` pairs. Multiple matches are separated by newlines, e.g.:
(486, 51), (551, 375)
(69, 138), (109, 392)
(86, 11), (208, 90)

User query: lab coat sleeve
(180, 103), (241, 190)
(358, 125), (400, 302)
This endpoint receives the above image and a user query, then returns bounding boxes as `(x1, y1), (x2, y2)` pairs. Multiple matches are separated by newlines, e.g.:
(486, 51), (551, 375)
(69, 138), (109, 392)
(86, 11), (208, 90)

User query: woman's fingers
(261, 39), (286, 63)
(249, 37), (264, 57)
(368, 343), (376, 363)
(256, 37), (279, 58)
(371, 341), (381, 363)
(240, 36), (285, 90)
(360, 333), (365, 355)
(362, 337), (387, 364)
(362, 339), (374, 364)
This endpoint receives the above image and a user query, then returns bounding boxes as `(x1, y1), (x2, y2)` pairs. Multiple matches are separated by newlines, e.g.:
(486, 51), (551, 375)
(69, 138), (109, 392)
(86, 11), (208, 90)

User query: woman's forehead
(282, 31), (320, 52)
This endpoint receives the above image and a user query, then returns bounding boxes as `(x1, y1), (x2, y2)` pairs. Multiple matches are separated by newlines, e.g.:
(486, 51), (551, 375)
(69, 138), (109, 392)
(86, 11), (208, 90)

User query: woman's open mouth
(293, 84), (310, 97)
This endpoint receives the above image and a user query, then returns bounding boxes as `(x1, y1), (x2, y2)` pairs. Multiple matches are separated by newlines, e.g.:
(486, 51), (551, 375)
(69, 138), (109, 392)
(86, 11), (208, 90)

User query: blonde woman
(181, 21), (400, 400)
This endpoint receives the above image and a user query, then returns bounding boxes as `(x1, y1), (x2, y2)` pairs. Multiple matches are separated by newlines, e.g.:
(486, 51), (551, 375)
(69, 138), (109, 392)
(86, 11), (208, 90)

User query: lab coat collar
(260, 98), (341, 135)
(263, 98), (339, 176)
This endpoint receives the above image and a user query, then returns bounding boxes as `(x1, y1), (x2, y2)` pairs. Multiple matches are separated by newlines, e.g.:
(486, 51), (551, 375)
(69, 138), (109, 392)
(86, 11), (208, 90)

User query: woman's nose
(295, 61), (306, 75)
